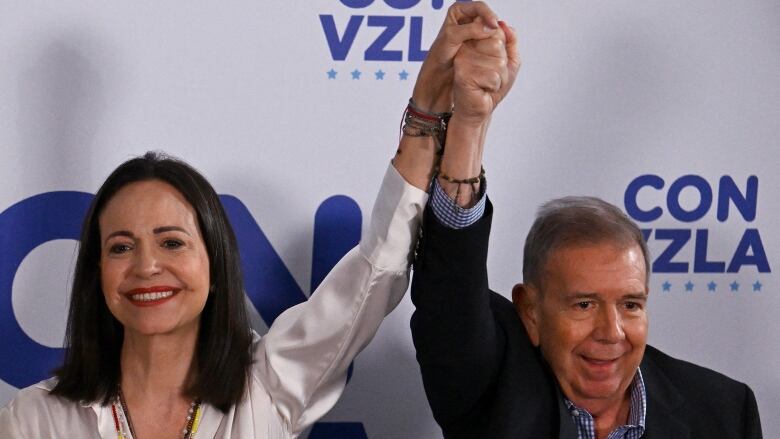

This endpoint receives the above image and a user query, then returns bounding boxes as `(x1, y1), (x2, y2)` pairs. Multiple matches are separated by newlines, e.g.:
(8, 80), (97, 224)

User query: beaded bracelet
(438, 166), (485, 185)
(438, 166), (486, 206)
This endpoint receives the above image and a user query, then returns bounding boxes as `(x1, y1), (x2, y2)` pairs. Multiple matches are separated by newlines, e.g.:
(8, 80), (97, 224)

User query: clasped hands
(408, 1), (519, 207)
(413, 1), (520, 125)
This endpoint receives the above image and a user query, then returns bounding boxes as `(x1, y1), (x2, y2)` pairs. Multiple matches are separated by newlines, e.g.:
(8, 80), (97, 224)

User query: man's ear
(512, 283), (541, 347)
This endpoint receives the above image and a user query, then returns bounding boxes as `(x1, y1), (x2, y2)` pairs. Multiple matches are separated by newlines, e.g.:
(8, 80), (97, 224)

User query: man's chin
(575, 381), (624, 401)
(567, 372), (627, 402)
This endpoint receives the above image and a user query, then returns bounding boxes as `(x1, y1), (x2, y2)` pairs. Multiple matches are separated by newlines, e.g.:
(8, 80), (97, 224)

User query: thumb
(499, 21), (521, 89)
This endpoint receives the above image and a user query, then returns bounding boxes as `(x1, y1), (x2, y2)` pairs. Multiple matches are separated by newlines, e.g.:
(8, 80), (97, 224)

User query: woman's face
(98, 179), (210, 338)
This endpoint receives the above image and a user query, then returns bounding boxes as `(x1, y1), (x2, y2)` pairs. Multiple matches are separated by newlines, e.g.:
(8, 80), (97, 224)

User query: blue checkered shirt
(430, 184), (648, 438)
(429, 178), (486, 229)
(564, 369), (646, 439)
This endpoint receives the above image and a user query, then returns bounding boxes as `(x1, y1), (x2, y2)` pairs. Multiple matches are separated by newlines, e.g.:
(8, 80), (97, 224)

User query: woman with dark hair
(0, 3), (514, 437)
(53, 152), (255, 409)
(1, 145), (430, 439)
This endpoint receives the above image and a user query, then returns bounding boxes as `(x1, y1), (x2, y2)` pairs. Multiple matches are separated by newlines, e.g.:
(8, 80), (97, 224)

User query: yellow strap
(190, 405), (203, 435)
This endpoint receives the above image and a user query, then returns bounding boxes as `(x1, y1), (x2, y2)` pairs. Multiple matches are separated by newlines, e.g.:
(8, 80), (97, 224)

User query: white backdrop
(1, 1), (778, 437)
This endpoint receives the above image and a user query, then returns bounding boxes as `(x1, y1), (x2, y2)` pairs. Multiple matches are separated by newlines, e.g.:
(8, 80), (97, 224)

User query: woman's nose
(132, 244), (162, 278)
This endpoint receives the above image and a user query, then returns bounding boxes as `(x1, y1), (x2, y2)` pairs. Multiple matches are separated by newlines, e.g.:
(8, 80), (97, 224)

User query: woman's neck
(119, 327), (198, 400)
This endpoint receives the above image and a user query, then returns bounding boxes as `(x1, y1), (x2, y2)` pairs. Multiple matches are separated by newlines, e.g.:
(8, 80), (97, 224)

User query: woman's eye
(109, 244), (131, 254)
(162, 239), (184, 249)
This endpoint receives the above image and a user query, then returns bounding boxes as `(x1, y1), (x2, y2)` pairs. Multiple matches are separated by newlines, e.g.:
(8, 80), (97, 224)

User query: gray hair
(522, 196), (650, 289)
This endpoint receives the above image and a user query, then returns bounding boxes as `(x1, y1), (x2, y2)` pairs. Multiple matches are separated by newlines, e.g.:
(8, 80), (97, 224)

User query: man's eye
(575, 301), (592, 310)
(624, 302), (642, 311)
(162, 239), (184, 249)
(109, 244), (131, 254)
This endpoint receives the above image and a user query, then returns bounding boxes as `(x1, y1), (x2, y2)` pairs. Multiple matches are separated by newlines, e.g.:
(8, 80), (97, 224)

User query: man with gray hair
(411, 189), (763, 438)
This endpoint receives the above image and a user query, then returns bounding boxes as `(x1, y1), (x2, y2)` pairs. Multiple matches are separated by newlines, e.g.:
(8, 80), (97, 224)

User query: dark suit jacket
(411, 201), (762, 438)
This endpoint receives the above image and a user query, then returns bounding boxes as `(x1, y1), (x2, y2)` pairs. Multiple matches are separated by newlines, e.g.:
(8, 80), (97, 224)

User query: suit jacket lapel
(536, 350), (578, 439)
(641, 354), (690, 439)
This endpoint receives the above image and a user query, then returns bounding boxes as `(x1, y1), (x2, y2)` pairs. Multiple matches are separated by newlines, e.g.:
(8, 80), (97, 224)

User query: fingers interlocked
(413, 1), (520, 119)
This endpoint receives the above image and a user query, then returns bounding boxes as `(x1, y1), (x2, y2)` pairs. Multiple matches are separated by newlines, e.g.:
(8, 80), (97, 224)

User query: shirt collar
(628, 368), (647, 428)
(563, 367), (647, 430)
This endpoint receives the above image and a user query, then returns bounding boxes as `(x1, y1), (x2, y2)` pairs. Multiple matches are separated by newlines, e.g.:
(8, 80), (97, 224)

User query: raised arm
(411, 3), (521, 429)
(252, 3), (510, 436)
(393, 0), (505, 190)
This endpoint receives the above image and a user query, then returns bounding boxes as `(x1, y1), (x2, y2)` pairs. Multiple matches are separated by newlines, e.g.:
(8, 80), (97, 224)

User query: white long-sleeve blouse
(0, 163), (427, 438)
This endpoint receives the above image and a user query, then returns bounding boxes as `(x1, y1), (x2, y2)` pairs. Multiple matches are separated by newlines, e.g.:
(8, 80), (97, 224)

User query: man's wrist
(429, 177), (487, 229)
(440, 113), (490, 179)
(412, 81), (453, 114)
(448, 112), (491, 132)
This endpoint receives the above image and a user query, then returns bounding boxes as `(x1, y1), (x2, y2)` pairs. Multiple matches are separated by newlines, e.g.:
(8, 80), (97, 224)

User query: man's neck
(592, 396), (631, 439)
(568, 391), (632, 439)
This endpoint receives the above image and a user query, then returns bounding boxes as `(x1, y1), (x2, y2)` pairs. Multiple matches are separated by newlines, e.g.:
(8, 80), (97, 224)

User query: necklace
(111, 388), (202, 439)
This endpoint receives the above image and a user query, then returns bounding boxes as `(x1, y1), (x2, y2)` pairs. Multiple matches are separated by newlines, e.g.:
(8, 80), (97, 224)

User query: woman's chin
(122, 318), (198, 338)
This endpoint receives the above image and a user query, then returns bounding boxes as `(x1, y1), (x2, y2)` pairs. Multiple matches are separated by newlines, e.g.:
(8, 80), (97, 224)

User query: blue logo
(320, 0), (469, 81)
(624, 175), (770, 294)
(0, 191), (366, 438)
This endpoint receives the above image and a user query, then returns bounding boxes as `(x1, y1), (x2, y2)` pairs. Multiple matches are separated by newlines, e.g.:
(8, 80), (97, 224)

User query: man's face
(516, 242), (648, 408)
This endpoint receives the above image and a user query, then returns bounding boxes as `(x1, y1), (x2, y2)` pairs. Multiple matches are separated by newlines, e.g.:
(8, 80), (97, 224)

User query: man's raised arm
(410, 1), (520, 431)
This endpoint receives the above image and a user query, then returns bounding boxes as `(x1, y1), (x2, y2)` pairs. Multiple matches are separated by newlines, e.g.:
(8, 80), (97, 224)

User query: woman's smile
(124, 286), (181, 306)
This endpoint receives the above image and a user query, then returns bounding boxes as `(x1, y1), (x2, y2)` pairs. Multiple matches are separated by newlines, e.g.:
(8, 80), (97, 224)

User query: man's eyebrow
(563, 292), (648, 301)
(153, 226), (190, 235)
(564, 292), (600, 300)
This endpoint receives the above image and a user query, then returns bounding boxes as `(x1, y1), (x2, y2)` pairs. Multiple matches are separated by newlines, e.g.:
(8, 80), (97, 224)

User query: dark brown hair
(51, 151), (252, 412)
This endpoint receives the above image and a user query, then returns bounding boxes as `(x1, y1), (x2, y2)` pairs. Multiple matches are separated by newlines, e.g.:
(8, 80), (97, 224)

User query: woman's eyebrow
(104, 230), (133, 245)
(153, 225), (190, 235)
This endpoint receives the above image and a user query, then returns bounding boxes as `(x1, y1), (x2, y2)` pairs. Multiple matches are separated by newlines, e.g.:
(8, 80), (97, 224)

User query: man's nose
(132, 244), (162, 278)
(593, 305), (625, 344)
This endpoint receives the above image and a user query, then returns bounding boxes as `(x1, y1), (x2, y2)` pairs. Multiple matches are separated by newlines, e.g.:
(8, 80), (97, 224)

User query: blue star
(326, 69), (337, 79)
(375, 69), (385, 80)
(662, 281), (671, 292)
(399, 70), (409, 80)
(753, 281), (762, 291)
(351, 69), (361, 80)
(730, 281), (739, 292)
(684, 281), (694, 292)
(707, 281), (717, 292)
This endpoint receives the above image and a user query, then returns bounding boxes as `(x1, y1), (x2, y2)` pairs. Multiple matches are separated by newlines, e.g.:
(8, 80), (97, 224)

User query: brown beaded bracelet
(437, 166), (485, 206)
(438, 166), (485, 185)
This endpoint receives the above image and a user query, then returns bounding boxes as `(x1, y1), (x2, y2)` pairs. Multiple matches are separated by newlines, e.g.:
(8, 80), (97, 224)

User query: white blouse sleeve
(253, 163), (428, 436)
(0, 401), (27, 438)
